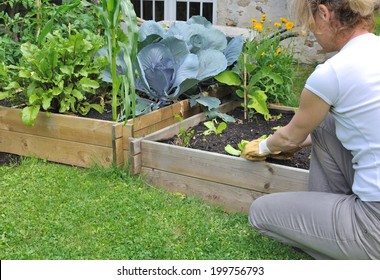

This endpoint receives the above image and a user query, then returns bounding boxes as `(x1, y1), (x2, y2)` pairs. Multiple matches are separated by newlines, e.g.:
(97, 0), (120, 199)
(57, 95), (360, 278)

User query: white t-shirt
(305, 33), (380, 201)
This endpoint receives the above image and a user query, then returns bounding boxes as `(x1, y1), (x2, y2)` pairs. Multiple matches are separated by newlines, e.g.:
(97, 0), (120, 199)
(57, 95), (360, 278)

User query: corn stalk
(96, 0), (138, 122)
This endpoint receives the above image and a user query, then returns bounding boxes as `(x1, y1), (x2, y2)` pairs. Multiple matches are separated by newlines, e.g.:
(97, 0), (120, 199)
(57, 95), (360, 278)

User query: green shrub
(2, 29), (108, 126)
(243, 15), (298, 106)
(215, 14), (298, 120)
(375, 14), (380, 35)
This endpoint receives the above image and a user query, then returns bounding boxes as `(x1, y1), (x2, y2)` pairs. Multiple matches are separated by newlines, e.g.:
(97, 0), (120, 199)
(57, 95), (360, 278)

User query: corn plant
(89, 0), (138, 122)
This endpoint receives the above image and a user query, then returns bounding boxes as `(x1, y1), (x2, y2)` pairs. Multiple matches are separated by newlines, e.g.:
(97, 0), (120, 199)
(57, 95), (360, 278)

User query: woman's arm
(266, 88), (331, 152)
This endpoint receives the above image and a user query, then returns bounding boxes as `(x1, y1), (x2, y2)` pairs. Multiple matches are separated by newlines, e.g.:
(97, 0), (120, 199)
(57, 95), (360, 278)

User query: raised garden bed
(0, 99), (198, 168)
(129, 102), (309, 214)
(0, 87), (232, 168)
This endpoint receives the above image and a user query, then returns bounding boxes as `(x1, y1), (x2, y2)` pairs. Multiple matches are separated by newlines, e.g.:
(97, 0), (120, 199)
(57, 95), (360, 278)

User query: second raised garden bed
(129, 102), (309, 214)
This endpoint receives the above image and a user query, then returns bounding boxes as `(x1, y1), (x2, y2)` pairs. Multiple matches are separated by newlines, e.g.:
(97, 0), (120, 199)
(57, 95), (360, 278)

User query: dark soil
(0, 152), (21, 166)
(162, 107), (311, 170)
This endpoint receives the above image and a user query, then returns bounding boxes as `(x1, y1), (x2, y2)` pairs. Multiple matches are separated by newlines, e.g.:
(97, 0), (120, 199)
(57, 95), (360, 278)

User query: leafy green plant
(215, 14), (298, 121)
(0, 1), (85, 64)
(130, 16), (244, 114)
(57, 1), (102, 33)
(0, 63), (14, 101)
(3, 30), (108, 126)
(203, 119), (227, 136)
(0, 0), (101, 104)
(189, 93), (236, 123)
(0, 1), (37, 65)
(88, 0), (139, 122)
(173, 114), (195, 147)
(36, 0), (82, 44)
(225, 140), (250, 156)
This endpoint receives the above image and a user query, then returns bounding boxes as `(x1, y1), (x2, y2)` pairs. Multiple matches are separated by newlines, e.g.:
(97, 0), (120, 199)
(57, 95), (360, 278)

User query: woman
(242, 0), (380, 259)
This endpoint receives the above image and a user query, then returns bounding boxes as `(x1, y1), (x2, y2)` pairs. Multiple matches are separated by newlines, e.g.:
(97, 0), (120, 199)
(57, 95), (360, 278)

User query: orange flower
(250, 18), (258, 23)
(253, 23), (263, 31)
(285, 21), (295, 30)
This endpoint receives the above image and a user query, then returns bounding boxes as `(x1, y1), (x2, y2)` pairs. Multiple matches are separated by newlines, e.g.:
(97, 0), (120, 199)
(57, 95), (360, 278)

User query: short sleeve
(305, 62), (339, 106)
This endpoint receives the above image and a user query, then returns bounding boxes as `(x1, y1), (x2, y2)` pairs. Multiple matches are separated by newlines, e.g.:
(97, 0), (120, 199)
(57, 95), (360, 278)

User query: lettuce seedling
(225, 135), (268, 156)
(203, 119), (227, 136)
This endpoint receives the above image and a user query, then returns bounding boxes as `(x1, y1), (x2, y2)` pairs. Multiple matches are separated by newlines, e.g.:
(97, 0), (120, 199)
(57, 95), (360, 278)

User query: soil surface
(162, 107), (311, 170)
(0, 152), (21, 166)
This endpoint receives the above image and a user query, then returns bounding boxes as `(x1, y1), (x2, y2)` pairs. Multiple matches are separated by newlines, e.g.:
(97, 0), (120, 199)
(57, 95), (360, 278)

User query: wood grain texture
(141, 140), (309, 194)
(0, 130), (113, 167)
(142, 167), (266, 214)
(0, 106), (119, 147)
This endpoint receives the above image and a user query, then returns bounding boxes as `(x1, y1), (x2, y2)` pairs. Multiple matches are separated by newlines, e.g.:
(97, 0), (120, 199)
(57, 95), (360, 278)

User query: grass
(286, 62), (316, 107)
(0, 158), (311, 260)
(375, 14), (380, 35)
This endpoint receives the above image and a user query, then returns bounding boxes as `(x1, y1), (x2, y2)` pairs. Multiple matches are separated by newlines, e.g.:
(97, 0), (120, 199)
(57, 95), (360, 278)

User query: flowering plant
(247, 15), (297, 103)
(215, 14), (298, 120)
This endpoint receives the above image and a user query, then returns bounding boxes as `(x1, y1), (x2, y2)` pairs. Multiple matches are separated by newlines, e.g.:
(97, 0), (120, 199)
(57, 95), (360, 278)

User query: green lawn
(0, 158), (311, 260)
(287, 63), (316, 107)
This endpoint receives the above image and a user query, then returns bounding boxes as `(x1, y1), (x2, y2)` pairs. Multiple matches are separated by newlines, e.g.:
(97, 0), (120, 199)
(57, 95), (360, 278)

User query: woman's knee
(249, 195), (272, 230)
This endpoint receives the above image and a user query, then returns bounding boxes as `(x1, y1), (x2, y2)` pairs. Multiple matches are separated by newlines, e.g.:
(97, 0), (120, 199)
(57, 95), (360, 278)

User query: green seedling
(225, 135), (268, 156)
(173, 114), (195, 147)
(203, 119), (227, 136)
(225, 140), (250, 156)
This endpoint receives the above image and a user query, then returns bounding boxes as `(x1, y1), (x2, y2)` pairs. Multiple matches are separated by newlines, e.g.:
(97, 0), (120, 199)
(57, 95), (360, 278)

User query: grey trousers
(249, 114), (380, 259)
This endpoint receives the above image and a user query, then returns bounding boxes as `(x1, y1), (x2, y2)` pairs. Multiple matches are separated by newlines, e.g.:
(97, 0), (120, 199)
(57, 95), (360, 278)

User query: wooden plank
(141, 140), (309, 194)
(129, 138), (143, 156)
(218, 100), (241, 113)
(129, 154), (142, 175)
(122, 124), (133, 149)
(132, 103), (202, 138)
(142, 101), (240, 142)
(127, 100), (198, 129)
(112, 123), (123, 166)
(142, 167), (265, 214)
(126, 138), (143, 174)
(127, 99), (236, 138)
(0, 106), (118, 147)
(113, 137), (124, 167)
(143, 113), (208, 142)
(0, 130), (113, 168)
(133, 114), (192, 138)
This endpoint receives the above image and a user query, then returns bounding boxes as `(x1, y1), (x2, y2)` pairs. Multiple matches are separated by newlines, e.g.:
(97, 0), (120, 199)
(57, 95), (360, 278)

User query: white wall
(216, 0), (328, 64)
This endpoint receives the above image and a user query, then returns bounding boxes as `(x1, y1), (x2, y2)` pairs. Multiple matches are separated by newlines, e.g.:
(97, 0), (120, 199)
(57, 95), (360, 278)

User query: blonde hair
(289, 0), (380, 34)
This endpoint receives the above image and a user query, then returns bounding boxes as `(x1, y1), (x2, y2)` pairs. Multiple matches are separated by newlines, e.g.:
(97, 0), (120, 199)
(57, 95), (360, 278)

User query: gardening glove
(267, 147), (302, 160)
(241, 138), (278, 161)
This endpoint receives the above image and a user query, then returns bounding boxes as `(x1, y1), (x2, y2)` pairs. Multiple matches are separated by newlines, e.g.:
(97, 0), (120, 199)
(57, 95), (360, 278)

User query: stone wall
(216, 0), (328, 64)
